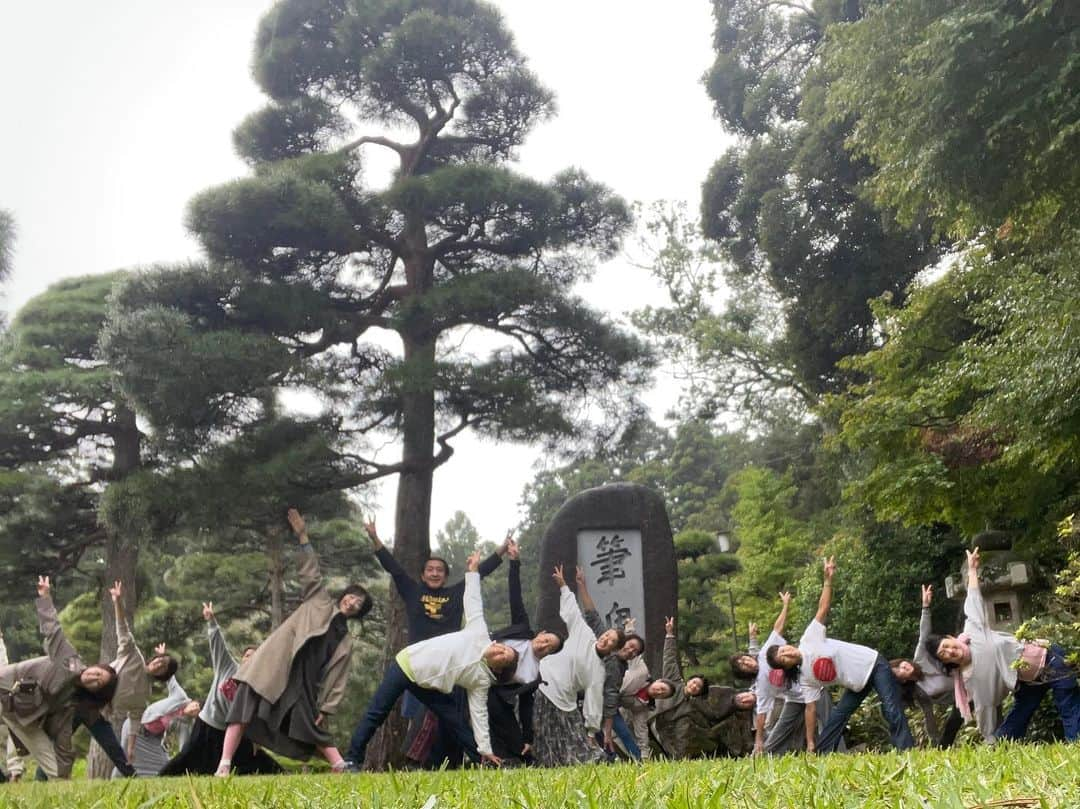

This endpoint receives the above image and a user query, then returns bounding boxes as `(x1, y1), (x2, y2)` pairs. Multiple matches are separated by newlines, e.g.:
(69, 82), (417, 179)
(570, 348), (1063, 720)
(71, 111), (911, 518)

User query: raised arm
(36, 576), (82, 668)
(553, 567), (588, 644)
(463, 553), (487, 631)
(963, 547), (988, 633)
(662, 617), (682, 683)
(288, 508), (324, 601)
(575, 566), (605, 637)
(918, 585), (933, 645)
(748, 622), (760, 656)
(774, 591), (792, 635)
(814, 557), (836, 625)
(110, 580), (135, 659)
(506, 540), (528, 627)
(366, 517), (418, 599)
(203, 602), (235, 674)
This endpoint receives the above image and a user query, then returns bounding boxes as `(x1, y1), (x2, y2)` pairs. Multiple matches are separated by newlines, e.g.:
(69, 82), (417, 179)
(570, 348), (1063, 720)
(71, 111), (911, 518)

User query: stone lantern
(944, 529), (1033, 632)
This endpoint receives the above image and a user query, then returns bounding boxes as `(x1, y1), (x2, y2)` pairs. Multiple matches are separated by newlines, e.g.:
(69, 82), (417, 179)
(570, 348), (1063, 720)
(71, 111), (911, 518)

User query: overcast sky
(1, 1), (730, 549)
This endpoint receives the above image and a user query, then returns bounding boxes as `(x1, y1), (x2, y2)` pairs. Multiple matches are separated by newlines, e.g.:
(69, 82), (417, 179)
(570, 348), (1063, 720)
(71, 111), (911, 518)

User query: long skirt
(159, 716), (282, 776)
(227, 680), (331, 761)
(530, 692), (604, 767)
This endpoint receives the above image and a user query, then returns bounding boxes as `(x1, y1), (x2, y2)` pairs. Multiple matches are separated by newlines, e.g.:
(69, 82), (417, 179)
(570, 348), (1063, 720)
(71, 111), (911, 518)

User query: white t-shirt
(798, 619), (877, 692)
(754, 630), (788, 715)
(505, 638), (540, 686)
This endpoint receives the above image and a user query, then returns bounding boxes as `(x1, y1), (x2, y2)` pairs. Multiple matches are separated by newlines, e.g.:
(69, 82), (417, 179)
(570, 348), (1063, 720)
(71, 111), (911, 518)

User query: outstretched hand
(363, 517), (381, 548)
(466, 551), (480, 573)
(665, 616), (675, 636)
(286, 508), (307, 538)
(154, 643), (166, 657)
(109, 580), (123, 603)
(967, 546), (980, 571)
(823, 556), (836, 580)
(921, 584), (933, 608)
(779, 591), (792, 606)
(552, 564), (566, 588)
(575, 566), (588, 591)
(507, 538), (520, 561)
(748, 621), (758, 639)
(37, 575), (51, 598)
(202, 601), (215, 621)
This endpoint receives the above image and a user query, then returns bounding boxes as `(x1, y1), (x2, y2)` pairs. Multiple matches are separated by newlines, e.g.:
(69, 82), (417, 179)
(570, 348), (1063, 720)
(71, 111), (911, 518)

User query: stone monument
(536, 483), (678, 676)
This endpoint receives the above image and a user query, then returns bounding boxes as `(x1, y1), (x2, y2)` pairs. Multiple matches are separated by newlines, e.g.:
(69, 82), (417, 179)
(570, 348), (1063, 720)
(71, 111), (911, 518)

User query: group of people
(731, 549), (1080, 756)
(1, 507), (1077, 781)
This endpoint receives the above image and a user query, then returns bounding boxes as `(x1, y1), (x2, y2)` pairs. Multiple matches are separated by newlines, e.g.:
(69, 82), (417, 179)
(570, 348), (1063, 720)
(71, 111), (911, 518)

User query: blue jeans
(997, 644), (1080, 741)
(815, 654), (914, 753)
(612, 713), (641, 760)
(346, 661), (480, 766)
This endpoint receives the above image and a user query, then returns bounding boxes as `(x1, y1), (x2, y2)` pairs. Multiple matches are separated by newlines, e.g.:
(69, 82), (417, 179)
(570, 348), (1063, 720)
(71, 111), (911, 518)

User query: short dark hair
(150, 655), (179, 682)
(536, 630), (565, 655)
(650, 677), (677, 700)
(686, 673), (710, 696)
(624, 633), (645, 656)
(729, 652), (757, 679)
(493, 646), (520, 683)
(423, 557), (450, 577)
(339, 584), (374, 621)
(765, 644), (800, 688)
(924, 634), (956, 671)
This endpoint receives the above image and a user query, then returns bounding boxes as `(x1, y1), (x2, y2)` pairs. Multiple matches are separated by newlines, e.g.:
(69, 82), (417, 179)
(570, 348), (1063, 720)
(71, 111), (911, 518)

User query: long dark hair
(73, 663), (119, 707)
(924, 634), (957, 672)
(765, 644), (800, 688)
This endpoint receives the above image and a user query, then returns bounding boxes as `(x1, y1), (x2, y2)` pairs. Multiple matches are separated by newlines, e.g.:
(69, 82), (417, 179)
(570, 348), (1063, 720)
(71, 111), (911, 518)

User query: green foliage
(674, 529), (739, 674)
(825, 0), (1080, 240)
(0, 208), (14, 287)
(9, 744), (1080, 807)
(726, 466), (818, 622)
(700, 1), (938, 399)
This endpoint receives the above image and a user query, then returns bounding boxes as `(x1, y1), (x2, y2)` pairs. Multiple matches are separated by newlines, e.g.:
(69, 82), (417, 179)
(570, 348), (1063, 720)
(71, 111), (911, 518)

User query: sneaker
(340, 760), (361, 774)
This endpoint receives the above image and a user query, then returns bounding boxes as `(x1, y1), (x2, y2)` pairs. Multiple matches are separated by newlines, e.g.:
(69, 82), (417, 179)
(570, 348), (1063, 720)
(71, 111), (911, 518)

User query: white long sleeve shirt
(537, 585), (606, 732)
(396, 572), (496, 755)
(961, 583), (1023, 741)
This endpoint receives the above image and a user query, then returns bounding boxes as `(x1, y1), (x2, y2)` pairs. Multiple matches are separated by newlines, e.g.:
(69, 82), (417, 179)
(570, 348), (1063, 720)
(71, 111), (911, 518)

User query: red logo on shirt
(812, 658), (837, 683)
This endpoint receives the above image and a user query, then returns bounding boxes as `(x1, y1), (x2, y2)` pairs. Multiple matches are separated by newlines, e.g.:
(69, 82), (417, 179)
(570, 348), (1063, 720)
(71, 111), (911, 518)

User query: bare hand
(202, 601), (214, 621)
(603, 726), (614, 751)
(779, 591), (792, 606)
(109, 580), (123, 603)
(481, 752), (502, 767)
(575, 566), (587, 590)
(623, 616), (637, 633)
(552, 564), (566, 588)
(520, 743), (532, 757)
(665, 616), (675, 636)
(748, 621), (758, 638)
(154, 643), (166, 656)
(466, 551), (480, 573)
(507, 538), (519, 561)
(363, 517), (381, 547)
(286, 508), (306, 538)
(499, 530), (514, 556)
(921, 584), (933, 608)
(37, 575), (51, 598)
(967, 546), (980, 571)
(823, 556), (836, 580)
(314, 713), (326, 727)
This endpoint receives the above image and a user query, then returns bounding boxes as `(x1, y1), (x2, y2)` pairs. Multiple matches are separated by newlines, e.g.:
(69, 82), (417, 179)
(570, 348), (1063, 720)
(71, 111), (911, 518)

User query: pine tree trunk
(89, 406), (141, 778)
(366, 311), (436, 770)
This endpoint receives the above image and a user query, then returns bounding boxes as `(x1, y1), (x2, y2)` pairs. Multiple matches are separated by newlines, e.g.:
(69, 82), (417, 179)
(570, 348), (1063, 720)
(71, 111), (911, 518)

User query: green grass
(2, 744), (1078, 808)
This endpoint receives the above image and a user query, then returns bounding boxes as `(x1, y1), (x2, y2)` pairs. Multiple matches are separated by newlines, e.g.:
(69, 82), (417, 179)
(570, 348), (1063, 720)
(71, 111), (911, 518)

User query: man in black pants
(486, 539), (563, 764)
(365, 518), (509, 766)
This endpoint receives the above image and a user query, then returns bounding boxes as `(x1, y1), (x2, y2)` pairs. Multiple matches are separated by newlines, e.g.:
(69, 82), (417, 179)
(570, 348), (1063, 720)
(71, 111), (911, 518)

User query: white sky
(0, 1), (730, 548)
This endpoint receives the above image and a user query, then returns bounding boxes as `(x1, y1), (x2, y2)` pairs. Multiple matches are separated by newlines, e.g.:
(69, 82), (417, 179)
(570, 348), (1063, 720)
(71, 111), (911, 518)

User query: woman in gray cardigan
(926, 547), (1080, 742)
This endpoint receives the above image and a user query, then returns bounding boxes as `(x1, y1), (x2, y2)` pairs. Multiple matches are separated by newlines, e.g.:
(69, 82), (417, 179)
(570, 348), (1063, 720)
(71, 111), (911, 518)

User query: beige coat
(235, 543), (353, 716)
(110, 613), (151, 718)
(0, 597), (85, 724)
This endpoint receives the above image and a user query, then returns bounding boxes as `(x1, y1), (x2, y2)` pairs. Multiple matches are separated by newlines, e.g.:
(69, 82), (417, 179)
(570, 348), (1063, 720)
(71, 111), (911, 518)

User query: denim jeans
(346, 661), (479, 766)
(815, 654), (914, 753)
(611, 713), (641, 760)
(997, 644), (1080, 741)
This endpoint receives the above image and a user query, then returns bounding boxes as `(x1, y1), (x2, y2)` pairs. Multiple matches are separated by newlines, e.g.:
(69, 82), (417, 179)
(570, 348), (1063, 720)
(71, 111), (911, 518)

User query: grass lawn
(1, 744), (1077, 808)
